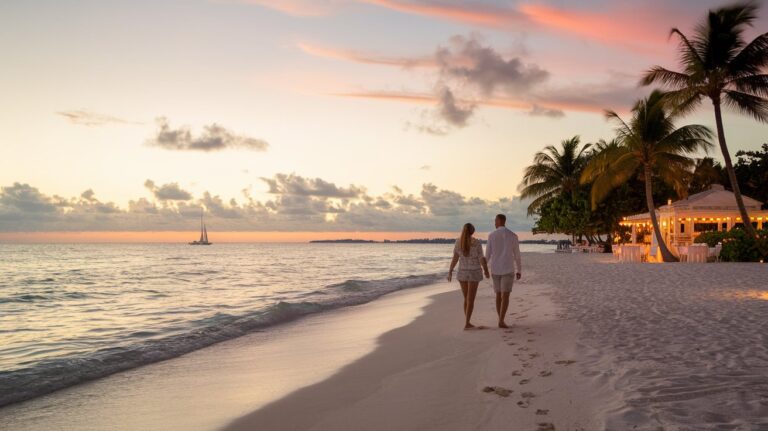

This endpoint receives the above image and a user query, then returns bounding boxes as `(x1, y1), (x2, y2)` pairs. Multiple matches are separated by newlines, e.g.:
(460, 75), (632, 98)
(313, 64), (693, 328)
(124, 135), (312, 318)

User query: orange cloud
(297, 42), (436, 67)
(331, 91), (437, 104)
(331, 90), (603, 115)
(330, 85), (639, 117)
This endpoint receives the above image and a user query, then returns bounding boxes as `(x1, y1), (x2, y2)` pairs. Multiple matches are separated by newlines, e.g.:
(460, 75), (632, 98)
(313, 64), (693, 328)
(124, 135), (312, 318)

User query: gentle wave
(0, 272), (441, 407)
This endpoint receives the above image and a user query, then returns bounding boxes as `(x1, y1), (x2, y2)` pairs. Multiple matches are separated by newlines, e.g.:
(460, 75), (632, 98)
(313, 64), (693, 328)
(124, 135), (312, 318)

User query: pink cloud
(518, 3), (678, 54)
(245, 0), (702, 54)
(360, 0), (527, 27)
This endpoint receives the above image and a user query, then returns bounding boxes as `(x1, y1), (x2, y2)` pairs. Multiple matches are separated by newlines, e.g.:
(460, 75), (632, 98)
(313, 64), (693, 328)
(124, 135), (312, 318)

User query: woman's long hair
(459, 223), (475, 256)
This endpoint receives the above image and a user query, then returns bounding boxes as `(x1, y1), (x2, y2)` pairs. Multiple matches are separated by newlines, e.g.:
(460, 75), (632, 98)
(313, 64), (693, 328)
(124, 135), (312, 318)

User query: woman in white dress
(448, 223), (490, 329)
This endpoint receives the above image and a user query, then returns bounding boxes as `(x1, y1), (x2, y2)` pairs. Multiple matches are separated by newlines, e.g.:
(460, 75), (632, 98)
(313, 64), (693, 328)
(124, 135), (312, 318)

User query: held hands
(484, 270), (490, 279)
(516, 272), (522, 280)
(447, 270), (453, 282)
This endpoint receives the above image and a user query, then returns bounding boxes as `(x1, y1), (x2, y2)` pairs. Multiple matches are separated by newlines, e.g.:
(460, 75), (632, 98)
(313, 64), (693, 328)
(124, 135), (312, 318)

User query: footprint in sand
(507, 342), (517, 346)
(516, 400), (529, 408)
(527, 339), (535, 342)
(529, 353), (539, 359)
(482, 386), (513, 397)
(536, 423), (556, 431)
(518, 346), (530, 351)
(554, 360), (577, 366)
(521, 391), (536, 399)
(538, 370), (553, 377)
(535, 409), (549, 416)
(522, 362), (531, 368)
(519, 379), (530, 385)
(511, 370), (522, 376)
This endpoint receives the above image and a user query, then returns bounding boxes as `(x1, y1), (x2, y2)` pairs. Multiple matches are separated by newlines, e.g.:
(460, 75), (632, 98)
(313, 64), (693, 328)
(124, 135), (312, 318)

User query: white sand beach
(224, 253), (768, 431)
(2, 253), (767, 430)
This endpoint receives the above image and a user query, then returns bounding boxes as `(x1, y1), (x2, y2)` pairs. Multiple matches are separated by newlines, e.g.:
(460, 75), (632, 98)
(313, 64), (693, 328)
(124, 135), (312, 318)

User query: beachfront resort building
(619, 184), (767, 254)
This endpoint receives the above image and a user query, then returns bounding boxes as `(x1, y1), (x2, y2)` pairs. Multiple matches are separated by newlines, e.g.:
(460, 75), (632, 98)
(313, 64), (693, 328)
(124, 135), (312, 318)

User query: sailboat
(189, 208), (212, 245)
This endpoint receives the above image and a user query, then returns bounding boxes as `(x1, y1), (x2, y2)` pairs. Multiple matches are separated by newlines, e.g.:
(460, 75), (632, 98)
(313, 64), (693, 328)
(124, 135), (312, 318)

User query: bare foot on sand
(498, 322), (509, 328)
(464, 323), (476, 330)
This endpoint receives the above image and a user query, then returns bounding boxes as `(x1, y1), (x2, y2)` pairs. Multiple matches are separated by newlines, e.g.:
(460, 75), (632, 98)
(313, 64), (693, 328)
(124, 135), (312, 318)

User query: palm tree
(518, 136), (591, 215)
(581, 91), (713, 262)
(689, 157), (726, 194)
(641, 2), (768, 236)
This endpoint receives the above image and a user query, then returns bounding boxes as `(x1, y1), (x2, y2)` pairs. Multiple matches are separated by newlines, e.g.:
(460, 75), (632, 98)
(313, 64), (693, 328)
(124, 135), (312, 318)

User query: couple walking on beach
(448, 214), (522, 330)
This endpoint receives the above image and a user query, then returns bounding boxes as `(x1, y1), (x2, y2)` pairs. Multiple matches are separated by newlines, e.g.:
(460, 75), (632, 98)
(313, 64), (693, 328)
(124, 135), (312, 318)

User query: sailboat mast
(199, 207), (204, 242)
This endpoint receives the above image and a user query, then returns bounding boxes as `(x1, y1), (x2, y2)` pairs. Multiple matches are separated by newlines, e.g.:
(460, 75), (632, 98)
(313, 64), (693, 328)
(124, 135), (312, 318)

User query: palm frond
(723, 89), (768, 122)
(589, 154), (641, 208)
(640, 66), (692, 89)
(519, 179), (559, 200)
(662, 88), (705, 117)
(604, 109), (633, 140)
(728, 32), (768, 78)
(670, 28), (705, 73)
(729, 74), (768, 97)
(655, 124), (714, 155)
(526, 192), (558, 216)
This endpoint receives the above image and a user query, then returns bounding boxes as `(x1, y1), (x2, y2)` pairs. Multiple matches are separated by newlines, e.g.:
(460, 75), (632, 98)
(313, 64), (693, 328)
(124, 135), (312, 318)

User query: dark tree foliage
(687, 157), (727, 194)
(734, 143), (768, 208)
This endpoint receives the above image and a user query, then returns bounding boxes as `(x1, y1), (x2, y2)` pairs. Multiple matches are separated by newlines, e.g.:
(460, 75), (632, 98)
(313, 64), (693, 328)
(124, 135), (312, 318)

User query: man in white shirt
(485, 214), (522, 328)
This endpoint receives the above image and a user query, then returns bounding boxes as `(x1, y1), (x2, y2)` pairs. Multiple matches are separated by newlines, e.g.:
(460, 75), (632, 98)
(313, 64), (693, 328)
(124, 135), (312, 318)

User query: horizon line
(0, 230), (559, 243)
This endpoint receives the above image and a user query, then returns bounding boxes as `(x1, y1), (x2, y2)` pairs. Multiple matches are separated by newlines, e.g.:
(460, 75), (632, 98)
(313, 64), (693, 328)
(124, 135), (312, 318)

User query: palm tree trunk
(713, 99), (756, 236)
(644, 165), (678, 262)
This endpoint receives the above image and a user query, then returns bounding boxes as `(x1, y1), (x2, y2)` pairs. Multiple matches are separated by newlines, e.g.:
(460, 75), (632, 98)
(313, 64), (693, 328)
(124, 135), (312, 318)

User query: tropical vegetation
(641, 1), (768, 237)
(519, 136), (592, 215)
(694, 229), (768, 262)
(518, 1), (768, 262)
(581, 91), (713, 262)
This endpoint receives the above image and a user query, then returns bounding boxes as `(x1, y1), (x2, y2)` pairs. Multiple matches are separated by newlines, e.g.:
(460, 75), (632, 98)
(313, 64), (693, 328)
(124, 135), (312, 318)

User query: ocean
(0, 242), (551, 407)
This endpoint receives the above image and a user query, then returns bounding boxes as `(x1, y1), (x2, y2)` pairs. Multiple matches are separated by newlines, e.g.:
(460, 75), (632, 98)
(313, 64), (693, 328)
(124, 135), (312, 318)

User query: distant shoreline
(308, 238), (559, 245)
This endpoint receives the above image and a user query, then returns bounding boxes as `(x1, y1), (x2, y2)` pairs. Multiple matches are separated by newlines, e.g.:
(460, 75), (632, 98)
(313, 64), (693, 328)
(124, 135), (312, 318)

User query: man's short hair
(496, 214), (506, 224)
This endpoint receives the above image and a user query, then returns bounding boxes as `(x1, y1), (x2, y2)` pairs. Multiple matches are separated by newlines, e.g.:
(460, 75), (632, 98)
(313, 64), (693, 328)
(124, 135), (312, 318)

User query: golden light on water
(721, 290), (768, 301)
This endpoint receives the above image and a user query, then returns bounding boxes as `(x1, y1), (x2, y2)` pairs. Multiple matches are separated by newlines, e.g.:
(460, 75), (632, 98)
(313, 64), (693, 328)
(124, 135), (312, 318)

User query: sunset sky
(2, 0), (767, 241)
